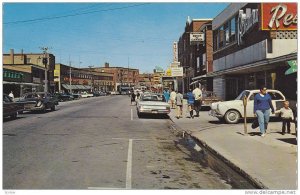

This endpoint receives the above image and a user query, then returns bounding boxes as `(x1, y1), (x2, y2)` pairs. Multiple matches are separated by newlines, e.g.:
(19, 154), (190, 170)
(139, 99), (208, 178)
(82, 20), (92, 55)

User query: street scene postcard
(2, 1), (298, 195)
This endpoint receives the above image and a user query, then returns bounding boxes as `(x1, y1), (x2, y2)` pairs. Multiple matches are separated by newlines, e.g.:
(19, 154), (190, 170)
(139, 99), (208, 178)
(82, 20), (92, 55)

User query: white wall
(267, 39), (297, 59)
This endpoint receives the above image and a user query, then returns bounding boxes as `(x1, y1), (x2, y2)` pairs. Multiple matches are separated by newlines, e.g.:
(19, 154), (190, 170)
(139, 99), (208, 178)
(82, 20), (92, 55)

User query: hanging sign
(285, 60), (297, 75)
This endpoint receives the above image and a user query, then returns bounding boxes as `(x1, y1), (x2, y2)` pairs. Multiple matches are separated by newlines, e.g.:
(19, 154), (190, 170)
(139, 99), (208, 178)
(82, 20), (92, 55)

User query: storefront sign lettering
(238, 8), (259, 45)
(261, 3), (297, 30)
(268, 4), (297, 29)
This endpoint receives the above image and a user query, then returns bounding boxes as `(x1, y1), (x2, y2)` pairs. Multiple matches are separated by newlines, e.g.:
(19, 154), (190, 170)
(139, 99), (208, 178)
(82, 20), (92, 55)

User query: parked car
(3, 94), (24, 119)
(70, 93), (81, 99)
(201, 91), (222, 109)
(136, 94), (170, 117)
(80, 92), (94, 98)
(53, 93), (74, 102)
(93, 91), (107, 97)
(209, 89), (286, 124)
(20, 92), (57, 112)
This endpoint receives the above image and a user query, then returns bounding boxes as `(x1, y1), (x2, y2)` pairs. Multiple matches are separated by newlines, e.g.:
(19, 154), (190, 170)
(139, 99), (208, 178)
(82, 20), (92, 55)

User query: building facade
(178, 18), (214, 93)
(54, 63), (114, 93)
(3, 49), (55, 96)
(93, 63), (139, 92)
(211, 3), (297, 101)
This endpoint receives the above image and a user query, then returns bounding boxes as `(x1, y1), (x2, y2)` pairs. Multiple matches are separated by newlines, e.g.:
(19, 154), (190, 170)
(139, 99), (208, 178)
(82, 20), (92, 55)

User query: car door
(3, 95), (12, 116)
(268, 91), (285, 117)
(246, 92), (258, 118)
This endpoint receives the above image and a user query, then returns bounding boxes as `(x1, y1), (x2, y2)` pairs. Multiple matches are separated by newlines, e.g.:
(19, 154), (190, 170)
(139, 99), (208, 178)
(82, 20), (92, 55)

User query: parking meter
(243, 95), (247, 135)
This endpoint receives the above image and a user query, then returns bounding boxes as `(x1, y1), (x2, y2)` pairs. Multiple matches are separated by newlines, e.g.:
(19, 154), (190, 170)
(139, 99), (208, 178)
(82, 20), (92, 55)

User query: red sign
(261, 3), (297, 30)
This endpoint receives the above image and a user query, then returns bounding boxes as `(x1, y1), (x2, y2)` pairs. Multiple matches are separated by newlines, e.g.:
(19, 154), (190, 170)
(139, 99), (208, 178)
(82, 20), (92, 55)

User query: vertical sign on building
(173, 42), (178, 62)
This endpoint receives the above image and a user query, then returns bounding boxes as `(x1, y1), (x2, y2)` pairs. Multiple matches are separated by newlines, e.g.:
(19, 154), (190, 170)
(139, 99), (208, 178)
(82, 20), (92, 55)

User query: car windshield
(235, 91), (250, 100)
(141, 95), (160, 101)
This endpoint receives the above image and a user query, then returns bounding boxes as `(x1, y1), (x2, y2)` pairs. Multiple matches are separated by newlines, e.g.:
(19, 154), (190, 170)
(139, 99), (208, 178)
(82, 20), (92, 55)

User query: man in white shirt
(192, 86), (202, 117)
(9, 91), (14, 101)
(170, 90), (177, 109)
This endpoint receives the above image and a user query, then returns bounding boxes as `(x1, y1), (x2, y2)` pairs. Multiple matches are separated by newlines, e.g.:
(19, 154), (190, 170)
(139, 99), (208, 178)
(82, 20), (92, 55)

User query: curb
(168, 114), (268, 189)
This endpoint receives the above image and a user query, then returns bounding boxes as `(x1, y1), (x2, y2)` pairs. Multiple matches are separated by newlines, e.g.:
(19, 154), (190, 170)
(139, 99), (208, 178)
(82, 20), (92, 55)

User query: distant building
(92, 62), (139, 92)
(54, 63), (114, 93)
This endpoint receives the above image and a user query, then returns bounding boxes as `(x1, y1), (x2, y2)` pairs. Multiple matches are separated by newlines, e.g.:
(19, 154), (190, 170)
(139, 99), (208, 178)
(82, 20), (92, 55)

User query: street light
(88, 65), (94, 92)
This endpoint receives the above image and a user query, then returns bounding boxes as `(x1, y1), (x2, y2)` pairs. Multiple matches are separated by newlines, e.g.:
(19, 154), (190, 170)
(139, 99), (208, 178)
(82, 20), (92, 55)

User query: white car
(209, 89), (286, 124)
(81, 92), (93, 98)
(137, 94), (170, 117)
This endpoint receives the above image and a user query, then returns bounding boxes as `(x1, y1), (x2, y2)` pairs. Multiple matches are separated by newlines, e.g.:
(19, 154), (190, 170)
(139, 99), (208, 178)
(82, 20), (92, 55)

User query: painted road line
(126, 139), (133, 189)
(131, 108), (133, 120)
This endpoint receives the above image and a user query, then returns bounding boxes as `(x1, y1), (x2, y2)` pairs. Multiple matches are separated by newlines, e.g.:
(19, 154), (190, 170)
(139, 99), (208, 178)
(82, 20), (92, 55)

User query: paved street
(3, 95), (231, 189)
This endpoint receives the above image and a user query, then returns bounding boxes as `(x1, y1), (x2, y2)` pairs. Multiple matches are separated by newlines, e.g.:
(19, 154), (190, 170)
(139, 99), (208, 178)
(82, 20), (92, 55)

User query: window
(197, 57), (200, 72)
(26, 58), (31, 63)
(224, 21), (230, 45)
(230, 16), (237, 42)
(202, 53), (207, 70)
(218, 26), (224, 48)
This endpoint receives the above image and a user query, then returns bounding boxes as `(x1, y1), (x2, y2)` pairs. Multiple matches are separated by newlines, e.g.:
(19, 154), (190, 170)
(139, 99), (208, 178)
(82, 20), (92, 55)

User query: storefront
(211, 3), (297, 100)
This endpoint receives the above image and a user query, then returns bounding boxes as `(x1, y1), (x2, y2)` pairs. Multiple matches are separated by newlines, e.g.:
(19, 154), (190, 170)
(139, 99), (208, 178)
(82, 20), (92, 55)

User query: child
(276, 101), (294, 135)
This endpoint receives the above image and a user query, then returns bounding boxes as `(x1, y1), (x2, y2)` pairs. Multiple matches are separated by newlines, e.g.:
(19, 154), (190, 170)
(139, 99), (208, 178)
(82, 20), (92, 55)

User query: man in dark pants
(192, 86), (202, 117)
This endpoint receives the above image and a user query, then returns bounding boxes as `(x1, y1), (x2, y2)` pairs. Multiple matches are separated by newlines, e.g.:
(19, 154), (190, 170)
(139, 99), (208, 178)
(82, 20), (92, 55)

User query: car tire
(137, 111), (142, 118)
(51, 105), (55, 111)
(224, 110), (240, 124)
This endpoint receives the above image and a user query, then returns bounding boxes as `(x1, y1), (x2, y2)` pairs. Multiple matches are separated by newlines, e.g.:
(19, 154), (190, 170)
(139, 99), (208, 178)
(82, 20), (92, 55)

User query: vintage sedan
(20, 92), (57, 112)
(3, 94), (24, 119)
(209, 89), (286, 124)
(136, 94), (170, 117)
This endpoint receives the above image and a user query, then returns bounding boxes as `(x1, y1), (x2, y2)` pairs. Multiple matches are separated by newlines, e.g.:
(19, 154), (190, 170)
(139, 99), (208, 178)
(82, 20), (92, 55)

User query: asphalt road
(3, 95), (231, 189)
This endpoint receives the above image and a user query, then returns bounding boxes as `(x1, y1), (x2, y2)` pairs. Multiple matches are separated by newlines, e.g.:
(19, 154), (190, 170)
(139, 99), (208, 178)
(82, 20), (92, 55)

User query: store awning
(62, 84), (79, 90)
(192, 74), (210, 81)
(3, 81), (42, 86)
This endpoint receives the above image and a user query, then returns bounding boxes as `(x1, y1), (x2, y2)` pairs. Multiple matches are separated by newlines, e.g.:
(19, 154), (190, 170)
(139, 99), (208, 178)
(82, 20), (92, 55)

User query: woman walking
(187, 88), (195, 119)
(254, 86), (275, 137)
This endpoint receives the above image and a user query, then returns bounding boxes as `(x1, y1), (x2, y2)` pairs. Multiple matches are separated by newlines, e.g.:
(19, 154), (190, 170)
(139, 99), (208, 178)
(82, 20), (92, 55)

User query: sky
(2, 2), (229, 73)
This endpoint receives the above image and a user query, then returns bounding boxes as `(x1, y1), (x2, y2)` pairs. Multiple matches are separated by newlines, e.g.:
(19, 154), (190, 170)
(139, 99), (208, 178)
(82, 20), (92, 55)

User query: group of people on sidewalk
(253, 86), (295, 137)
(163, 86), (203, 119)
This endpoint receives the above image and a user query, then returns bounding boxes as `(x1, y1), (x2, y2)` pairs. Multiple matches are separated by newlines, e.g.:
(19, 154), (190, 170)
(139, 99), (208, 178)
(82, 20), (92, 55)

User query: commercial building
(177, 18), (213, 93)
(54, 63), (114, 93)
(3, 49), (55, 96)
(93, 62), (139, 92)
(210, 3), (297, 101)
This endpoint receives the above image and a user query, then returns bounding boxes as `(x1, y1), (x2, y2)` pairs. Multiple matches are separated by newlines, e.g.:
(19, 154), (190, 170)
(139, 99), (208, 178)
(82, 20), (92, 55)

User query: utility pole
(88, 65), (94, 92)
(40, 47), (49, 93)
(128, 57), (130, 89)
(69, 57), (72, 94)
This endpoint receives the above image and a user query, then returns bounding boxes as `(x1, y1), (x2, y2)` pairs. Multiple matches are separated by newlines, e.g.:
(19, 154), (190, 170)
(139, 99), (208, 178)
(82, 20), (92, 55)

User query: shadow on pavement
(277, 138), (297, 145)
(138, 114), (170, 120)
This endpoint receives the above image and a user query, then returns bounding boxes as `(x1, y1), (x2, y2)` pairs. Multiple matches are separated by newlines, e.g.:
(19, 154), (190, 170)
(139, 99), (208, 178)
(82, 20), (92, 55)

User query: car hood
(211, 100), (241, 109)
(138, 101), (170, 106)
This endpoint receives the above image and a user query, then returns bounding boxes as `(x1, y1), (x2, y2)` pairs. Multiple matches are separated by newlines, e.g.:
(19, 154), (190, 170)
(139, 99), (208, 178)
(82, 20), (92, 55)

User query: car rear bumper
(139, 109), (170, 114)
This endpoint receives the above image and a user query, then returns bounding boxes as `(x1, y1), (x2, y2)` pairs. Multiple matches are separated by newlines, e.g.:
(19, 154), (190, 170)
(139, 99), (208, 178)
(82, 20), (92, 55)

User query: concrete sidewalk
(168, 102), (297, 189)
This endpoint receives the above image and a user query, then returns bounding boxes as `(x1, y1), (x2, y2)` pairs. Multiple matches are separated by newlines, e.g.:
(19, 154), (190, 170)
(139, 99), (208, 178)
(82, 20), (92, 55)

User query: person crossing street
(193, 85), (202, 117)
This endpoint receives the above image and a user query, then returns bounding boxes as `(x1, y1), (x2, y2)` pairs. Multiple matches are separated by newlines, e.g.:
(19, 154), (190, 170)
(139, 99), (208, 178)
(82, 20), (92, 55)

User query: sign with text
(261, 3), (297, 30)
(190, 32), (204, 45)
(171, 67), (183, 77)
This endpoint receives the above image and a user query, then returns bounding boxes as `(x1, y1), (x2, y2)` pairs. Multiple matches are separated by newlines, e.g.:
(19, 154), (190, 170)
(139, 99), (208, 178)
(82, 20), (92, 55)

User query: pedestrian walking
(254, 86), (275, 137)
(276, 101), (294, 135)
(187, 88), (195, 119)
(136, 91), (140, 100)
(193, 86), (202, 117)
(131, 91), (136, 105)
(170, 90), (177, 109)
(175, 91), (183, 119)
(9, 91), (14, 101)
(163, 89), (170, 103)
